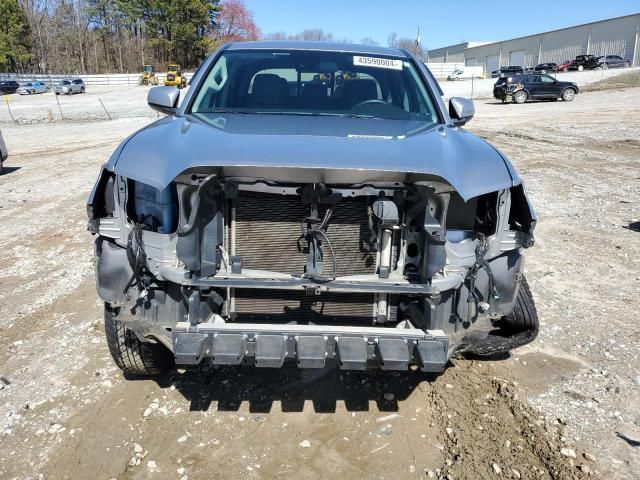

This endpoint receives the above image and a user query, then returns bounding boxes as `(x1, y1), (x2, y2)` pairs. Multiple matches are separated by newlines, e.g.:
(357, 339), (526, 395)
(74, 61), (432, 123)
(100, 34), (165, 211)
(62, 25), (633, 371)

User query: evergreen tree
(0, 0), (33, 72)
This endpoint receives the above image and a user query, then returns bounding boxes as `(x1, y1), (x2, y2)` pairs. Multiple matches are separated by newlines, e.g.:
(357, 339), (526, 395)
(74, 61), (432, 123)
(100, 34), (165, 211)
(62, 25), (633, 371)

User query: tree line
(1, 0), (425, 75)
(1, 0), (259, 74)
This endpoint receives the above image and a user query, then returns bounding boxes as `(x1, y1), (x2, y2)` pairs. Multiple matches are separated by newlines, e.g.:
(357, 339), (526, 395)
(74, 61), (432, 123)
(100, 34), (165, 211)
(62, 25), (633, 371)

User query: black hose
(122, 223), (150, 300)
(299, 207), (337, 282)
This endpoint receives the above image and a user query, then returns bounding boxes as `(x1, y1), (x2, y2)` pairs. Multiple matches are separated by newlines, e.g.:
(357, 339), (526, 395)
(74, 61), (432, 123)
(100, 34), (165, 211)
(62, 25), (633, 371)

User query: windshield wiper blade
(210, 108), (254, 114)
(209, 109), (376, 119)
(335, 113), (376, 119)
(257, 111), (377, 119)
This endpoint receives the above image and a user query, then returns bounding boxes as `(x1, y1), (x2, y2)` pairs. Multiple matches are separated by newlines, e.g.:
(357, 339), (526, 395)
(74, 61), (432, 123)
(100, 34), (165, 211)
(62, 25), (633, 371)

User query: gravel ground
(0, 79), (638, 480)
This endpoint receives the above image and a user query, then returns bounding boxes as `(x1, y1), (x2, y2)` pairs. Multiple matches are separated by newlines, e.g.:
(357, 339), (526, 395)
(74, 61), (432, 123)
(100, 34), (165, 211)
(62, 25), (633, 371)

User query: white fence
(0, 72), (194, 86)
(5, 66), (466, 84)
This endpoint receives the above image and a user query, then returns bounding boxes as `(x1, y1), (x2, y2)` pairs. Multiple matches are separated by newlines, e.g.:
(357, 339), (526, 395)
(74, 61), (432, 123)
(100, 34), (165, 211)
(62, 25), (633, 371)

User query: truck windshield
(190, 49), (439, 123)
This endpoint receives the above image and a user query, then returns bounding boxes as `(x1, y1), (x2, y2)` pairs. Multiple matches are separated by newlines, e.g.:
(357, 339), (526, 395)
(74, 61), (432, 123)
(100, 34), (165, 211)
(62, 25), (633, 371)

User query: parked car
(54, 78), (86, 95)
(556, 60), (572, 72)
(569, 55), (600, 71)
(0, 129), (7, 175)
(598, 55), (631, 68)
(16, 81), (49, 95)
(88, 41), (538, 377)
(447, 67), (483, 81)
(0, 80), (20, 94)
(491, 65), (524, 78)
(533, 63), (557, 73)
(494, 73), (578, 103)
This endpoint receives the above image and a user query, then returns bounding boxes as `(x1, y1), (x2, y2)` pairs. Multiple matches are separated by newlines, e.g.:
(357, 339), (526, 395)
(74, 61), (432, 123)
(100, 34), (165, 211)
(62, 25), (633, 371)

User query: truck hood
(110, 114), (518, 201)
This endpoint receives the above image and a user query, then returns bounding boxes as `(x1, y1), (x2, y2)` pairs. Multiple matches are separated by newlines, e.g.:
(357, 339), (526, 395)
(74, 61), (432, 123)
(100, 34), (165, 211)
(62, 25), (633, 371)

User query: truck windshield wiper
(209, 108), (255, 114)
(252, 111), (376, 119)
(207, 109), (376, 119)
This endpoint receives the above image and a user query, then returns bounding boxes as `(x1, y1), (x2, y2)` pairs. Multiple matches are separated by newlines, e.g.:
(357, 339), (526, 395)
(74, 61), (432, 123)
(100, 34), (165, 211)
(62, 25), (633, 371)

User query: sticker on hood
(353, 56), (403, 70)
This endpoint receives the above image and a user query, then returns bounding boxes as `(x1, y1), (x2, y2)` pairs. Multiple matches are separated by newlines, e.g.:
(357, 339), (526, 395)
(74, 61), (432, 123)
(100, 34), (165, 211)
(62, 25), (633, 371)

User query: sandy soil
(0, 82), (638, 480)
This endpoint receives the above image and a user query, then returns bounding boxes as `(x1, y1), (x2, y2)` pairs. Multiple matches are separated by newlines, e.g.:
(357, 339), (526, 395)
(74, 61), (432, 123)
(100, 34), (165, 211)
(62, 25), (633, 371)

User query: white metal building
(428, 13), (640, 74)
(426, 42), (492, 63)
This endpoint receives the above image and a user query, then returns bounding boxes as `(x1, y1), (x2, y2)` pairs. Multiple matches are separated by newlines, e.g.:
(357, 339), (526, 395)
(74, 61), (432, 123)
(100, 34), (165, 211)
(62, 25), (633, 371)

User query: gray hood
(110, 114), (518, 201)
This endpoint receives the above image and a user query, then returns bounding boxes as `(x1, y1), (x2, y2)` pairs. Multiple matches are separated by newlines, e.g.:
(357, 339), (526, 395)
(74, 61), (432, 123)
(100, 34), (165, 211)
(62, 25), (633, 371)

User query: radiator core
(234, 191), (376, 277)
(232, 191), (377, 322)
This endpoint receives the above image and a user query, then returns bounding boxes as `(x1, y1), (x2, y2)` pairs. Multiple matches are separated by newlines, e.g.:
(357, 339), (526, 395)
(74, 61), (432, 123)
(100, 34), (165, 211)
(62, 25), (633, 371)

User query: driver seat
(342, 79), (378, 108)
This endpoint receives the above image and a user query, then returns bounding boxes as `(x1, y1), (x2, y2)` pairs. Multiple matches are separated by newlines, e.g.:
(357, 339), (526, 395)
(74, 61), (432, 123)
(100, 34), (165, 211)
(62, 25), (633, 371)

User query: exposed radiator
(234, 191), (376, 278)
(234, 289), (375, 324)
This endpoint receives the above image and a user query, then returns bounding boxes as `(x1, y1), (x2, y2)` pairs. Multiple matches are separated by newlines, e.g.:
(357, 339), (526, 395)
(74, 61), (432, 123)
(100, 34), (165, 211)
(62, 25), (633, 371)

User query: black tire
(512, 90), (527, 104)
(104, 304), (173, 376)
(466, 277), (539, 356)
(561, 88), (576, 102)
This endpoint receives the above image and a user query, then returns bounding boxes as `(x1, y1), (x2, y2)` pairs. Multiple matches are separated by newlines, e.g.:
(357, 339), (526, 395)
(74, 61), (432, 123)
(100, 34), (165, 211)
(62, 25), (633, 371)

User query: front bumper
(172, 322), (449, 372)
(493, 87), (507, 99)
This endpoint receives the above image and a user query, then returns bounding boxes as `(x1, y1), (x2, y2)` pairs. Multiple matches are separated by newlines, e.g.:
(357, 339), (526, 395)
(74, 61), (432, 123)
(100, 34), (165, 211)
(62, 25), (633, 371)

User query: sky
(243, 0), (639, 49)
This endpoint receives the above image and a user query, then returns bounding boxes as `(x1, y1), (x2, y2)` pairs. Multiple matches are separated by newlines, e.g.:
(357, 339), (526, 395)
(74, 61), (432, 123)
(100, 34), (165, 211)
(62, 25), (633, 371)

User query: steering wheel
(351, 99), (388, 109)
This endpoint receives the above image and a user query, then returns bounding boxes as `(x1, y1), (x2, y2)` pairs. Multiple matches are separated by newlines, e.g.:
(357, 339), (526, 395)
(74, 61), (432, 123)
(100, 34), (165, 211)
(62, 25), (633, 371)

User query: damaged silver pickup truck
(87, 42), (538, 377)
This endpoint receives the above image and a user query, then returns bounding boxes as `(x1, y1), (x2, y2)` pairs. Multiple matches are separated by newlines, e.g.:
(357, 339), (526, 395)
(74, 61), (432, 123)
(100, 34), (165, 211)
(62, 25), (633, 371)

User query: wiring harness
(122, 223), (153, 301)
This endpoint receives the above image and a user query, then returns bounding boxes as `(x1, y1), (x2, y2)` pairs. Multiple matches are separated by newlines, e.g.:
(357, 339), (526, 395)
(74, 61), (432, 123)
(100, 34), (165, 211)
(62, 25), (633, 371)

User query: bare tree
(210, 0), (259, 47)
(387, 32), (398, 48)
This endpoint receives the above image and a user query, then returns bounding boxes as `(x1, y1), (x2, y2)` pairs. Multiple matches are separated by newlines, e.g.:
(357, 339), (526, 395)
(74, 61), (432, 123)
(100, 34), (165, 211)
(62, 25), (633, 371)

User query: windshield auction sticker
(353, 56), (403, 70)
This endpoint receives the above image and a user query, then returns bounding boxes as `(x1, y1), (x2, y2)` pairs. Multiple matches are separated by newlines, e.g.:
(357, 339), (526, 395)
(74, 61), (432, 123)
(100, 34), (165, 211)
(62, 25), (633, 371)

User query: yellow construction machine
(163, 64), (187, 89)
(139, 65), (158, 85)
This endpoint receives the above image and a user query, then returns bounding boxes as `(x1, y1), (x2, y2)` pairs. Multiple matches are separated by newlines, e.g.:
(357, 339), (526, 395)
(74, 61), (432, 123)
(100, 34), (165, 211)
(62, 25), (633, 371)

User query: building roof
(429, 13), (639, 53)
(226, 41), (409, 58)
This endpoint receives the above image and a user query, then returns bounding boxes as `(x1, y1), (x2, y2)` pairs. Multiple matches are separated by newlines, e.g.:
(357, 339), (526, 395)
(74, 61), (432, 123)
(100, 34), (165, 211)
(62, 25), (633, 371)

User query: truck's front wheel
(466, 277), (539, 356)
(104, 304), (174, 376)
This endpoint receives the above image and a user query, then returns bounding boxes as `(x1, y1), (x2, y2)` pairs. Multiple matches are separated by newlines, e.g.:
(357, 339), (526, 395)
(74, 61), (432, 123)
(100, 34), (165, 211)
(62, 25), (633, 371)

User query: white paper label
(353, 56), (403, 71)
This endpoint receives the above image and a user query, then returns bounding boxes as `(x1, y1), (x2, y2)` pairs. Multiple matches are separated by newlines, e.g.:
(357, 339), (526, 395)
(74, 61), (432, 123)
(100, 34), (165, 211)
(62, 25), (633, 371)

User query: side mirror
(449, 97), (475, 126)
(147, 86), (180, 115)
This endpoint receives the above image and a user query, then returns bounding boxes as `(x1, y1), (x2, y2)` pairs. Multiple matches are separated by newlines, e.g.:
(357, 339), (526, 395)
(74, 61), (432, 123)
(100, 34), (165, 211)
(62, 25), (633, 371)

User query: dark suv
(491, 65), (524, 78)
(0, 80), (20, 94)
(533, 63), (557, 73)
(494, 74), (579, 103)
(598, 55), (630, 68)
(569, 55), (600, 71)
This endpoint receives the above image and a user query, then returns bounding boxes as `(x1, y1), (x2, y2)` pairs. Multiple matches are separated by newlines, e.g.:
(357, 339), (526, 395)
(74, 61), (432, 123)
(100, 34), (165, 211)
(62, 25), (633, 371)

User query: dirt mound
(429, 360), (595, 480)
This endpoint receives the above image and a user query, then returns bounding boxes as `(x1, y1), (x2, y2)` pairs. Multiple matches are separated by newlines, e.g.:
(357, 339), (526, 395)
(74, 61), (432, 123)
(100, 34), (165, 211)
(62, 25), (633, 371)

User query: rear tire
(467, 277), (539, 356)
(104, 304), (173, 376)
(561, 88), (575, 102)
(513, 90), (527, 104)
